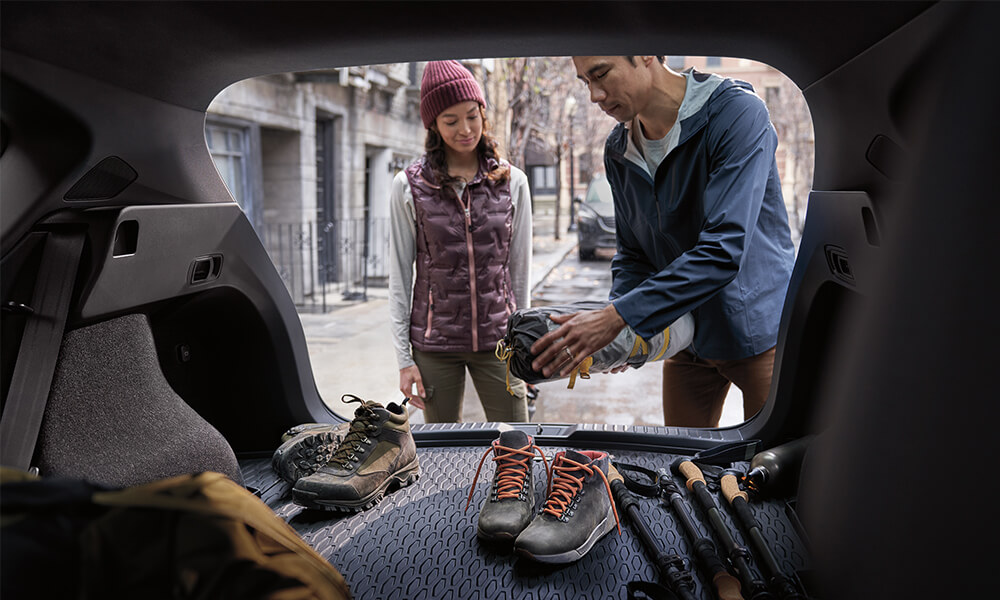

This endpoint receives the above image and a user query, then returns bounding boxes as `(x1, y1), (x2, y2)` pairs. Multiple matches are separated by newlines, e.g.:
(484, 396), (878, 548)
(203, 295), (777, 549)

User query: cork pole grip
(713, 571), (745, 600)
(720, 474), (748, 503)
(677, 460), (706, 491)
(608, 464), (623, 483)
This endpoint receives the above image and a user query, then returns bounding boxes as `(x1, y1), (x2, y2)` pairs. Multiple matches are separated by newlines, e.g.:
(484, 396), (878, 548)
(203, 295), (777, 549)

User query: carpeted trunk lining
(37, 313), (242, 487)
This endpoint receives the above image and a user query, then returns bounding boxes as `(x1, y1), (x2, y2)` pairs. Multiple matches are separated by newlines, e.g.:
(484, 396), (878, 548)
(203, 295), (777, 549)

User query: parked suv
(575, 175), (616, 260)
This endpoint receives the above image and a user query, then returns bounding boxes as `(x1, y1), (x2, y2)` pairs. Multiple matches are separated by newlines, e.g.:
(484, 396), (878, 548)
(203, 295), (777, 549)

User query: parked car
(575, 175), (616, 260)
(2, 2), (998, 599)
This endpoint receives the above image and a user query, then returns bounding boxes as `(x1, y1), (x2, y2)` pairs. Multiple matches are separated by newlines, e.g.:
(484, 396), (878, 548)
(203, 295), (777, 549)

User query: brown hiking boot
(291, 395), (419, 512)
(271, 422), (351, 484)
(466, 429), (549, 543)
(514, 449), (620, 563)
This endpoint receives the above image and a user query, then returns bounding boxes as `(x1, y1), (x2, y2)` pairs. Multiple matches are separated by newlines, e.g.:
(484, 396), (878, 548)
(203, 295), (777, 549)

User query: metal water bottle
(746, 435), (815, 498)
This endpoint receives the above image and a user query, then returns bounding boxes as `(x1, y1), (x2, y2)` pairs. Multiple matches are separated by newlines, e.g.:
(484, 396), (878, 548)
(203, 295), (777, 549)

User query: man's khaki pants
(662, 346), (777, 427)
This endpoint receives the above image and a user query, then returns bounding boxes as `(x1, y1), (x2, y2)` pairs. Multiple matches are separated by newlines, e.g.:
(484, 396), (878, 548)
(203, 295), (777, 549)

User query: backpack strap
(1, 231), (85, 472)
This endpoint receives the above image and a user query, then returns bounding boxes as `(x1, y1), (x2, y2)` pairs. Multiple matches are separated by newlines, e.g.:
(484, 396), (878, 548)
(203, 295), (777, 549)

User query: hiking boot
(291, 395), (419, 512)
(466, 429), (549, 543)
(513, 449), (620, 564)
(271, 422), (351, 484)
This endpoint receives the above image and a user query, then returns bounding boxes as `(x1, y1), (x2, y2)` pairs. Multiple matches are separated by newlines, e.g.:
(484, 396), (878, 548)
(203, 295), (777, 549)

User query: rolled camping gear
(675, 461), (772, 600)
(608, 465), (699, 600)
(496, 301), (694, 389)
(720, 471), (806, 600)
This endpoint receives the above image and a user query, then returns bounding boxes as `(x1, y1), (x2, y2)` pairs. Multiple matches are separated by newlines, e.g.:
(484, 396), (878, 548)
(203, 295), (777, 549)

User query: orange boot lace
(466, 437), (549, 511)
(541, 452), (621, 534)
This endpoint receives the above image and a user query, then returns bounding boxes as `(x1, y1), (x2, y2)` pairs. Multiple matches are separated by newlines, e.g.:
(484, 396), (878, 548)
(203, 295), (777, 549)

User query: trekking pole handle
(714, 570), (745, 600)
(721, 473), (749, 504)
(677, 460), (706, 491)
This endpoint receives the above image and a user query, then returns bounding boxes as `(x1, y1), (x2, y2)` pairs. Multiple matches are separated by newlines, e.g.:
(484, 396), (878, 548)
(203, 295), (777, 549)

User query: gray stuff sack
(496, 301), (694, 388)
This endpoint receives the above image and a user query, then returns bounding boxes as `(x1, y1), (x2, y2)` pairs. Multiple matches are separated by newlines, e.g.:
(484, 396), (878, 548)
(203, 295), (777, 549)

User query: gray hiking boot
(466, 429), (549, 543)
(291, 395), (419, 512)
(513, 449), (621, 563)
(271, 422), (351, 484)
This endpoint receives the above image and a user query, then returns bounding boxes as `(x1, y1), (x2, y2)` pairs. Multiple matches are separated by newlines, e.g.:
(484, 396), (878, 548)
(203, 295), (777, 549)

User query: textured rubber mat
(241, 446), (810, 600)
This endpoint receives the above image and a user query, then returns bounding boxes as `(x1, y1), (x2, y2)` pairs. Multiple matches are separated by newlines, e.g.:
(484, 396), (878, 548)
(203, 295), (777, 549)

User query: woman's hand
(399, 365), (427, 409)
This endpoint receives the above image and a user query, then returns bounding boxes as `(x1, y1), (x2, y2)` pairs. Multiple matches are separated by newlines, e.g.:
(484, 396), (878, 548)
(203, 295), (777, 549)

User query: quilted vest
(405, 156), (515, 353)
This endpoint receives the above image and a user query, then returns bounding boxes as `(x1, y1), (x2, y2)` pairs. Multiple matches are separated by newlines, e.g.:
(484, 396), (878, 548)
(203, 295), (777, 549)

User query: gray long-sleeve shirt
(388, 165), (532, 370)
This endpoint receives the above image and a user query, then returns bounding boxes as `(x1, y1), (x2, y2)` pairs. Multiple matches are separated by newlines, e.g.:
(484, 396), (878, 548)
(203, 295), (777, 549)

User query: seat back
(37, 313), (242, 487)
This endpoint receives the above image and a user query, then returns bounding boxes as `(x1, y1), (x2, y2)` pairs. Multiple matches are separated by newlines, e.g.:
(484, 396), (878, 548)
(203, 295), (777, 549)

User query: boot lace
(465, 438), (549, 511)
(541, 454), (621, 534)
(330, 394), (379, 469)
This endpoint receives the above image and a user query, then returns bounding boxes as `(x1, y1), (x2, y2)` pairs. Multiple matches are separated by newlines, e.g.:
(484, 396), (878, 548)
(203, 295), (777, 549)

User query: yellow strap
(567, 356), (594, 389)
(628, 335), (649, 359)
(495, 340), (514, 395)
(650, 327), (672, 362)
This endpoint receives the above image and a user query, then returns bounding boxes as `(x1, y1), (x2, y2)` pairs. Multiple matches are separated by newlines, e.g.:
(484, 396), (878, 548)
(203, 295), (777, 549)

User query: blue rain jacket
(606, 73), (795, 360)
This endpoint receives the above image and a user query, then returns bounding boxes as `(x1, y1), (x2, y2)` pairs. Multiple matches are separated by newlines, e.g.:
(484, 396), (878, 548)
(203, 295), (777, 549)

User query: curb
(531, 241), (578, 296)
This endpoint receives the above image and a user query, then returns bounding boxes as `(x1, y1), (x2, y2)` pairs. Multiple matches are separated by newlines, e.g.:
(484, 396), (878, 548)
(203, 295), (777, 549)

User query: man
(531, 56), (794, 427)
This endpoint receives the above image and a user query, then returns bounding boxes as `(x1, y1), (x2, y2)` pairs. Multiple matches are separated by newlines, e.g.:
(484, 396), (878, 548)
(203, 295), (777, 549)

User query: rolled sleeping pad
(496, 301), (694, 387)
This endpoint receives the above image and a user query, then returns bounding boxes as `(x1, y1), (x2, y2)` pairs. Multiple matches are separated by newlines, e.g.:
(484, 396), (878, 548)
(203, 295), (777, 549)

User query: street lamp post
(565, 96), (578, 232)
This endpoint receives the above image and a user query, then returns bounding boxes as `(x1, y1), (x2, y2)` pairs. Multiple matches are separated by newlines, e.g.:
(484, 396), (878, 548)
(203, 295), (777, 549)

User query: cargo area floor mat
(241, 445), (811, 599)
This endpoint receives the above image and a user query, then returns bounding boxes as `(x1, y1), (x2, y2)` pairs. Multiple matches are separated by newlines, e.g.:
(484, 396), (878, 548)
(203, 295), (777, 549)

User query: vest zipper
(425, 289), (434, 340)
(459, 186), (479, 350)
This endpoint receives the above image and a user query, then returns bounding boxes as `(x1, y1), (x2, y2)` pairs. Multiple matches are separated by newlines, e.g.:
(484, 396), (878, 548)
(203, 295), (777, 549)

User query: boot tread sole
(272, 430), (345, 483)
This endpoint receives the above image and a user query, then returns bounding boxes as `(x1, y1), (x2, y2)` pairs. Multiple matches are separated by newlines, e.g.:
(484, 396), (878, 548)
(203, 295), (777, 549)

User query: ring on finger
(563, 346), (574, 360)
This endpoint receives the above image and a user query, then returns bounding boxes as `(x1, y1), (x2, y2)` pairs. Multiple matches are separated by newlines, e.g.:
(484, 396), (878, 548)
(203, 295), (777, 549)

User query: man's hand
(530, 304), (627, 378)
(399, 365), (426, 409)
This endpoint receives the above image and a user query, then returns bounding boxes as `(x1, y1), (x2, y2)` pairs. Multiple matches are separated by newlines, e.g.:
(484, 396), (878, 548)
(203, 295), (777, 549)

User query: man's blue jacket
(605, 72), (795, 361)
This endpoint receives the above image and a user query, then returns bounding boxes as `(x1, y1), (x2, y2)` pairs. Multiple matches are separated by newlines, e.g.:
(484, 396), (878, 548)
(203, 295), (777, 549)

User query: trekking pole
(608, 466), (699, 600)
(657, 469), (743, 600)
(720, 471), (805, 600)
(674, 461), (772, 600)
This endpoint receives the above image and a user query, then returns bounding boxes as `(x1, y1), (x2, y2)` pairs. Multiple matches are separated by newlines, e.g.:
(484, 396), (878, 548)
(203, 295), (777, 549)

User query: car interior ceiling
(2, 1), (998, 598)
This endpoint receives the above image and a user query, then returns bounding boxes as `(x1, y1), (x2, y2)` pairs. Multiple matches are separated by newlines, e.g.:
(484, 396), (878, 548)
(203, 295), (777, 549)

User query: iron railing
(259, 217), (390, 312)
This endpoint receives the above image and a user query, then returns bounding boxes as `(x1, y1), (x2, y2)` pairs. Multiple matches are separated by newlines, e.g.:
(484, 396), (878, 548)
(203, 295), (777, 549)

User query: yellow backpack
(2, 469), (351, 600)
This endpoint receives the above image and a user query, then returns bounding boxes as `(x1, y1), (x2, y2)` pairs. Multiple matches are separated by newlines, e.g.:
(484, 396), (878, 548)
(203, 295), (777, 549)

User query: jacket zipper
(458, 185), (479, 350)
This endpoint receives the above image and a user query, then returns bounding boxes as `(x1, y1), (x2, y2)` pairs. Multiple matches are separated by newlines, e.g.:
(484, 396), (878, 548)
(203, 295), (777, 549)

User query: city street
(300, 216), (744, 428)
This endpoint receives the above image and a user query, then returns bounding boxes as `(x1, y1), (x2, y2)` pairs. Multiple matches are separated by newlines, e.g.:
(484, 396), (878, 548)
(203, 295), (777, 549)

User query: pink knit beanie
(419, 60), (486, 129)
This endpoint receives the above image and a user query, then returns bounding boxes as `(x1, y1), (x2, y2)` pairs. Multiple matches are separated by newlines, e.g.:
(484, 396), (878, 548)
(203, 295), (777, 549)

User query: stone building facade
(206, 63), (427, 306)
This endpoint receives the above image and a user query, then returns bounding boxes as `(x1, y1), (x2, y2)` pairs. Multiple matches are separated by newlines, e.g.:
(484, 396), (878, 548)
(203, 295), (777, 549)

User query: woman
(388, 60), (531, 423)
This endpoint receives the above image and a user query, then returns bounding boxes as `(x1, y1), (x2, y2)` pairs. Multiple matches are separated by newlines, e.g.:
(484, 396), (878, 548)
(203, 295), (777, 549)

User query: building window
(206, 123), (251, 216)
(705, 56), (722, 67)
(531, 165), (558, 194)
(667, 56), (686, 69)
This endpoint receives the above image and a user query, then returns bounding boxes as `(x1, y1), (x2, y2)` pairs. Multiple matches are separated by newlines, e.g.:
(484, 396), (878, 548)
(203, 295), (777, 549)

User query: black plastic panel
(242, 446), (810, 599)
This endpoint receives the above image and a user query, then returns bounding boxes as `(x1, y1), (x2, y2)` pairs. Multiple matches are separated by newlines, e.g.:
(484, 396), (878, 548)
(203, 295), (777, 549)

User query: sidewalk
(298, 213), (577, 422)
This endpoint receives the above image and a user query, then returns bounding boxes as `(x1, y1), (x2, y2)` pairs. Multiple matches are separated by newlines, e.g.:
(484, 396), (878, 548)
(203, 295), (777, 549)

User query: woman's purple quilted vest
(405, 156), (515, 352)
